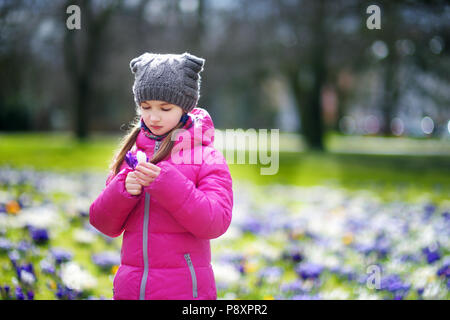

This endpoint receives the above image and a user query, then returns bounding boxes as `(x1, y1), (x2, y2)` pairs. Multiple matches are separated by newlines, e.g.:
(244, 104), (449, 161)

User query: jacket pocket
(184, 253), (198, 298)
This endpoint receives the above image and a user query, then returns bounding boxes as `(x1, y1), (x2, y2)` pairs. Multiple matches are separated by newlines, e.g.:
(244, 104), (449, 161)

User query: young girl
(89, 52), (233, 300)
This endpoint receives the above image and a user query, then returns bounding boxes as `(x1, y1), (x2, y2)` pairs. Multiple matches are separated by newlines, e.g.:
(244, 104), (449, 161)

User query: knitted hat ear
(130, 57), (141, 74)
(182, 52), (205, 74)
(130, 53), (154, 75)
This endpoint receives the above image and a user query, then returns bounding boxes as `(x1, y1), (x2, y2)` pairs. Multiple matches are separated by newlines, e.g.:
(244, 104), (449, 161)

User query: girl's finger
(136, 177), (150, 186)
(134, 170), (148, 182)
(135, 168), (156, 180)
(136, 165), (157, 176)
(142, 162), (160, 171)
(137, 163), (161, 174)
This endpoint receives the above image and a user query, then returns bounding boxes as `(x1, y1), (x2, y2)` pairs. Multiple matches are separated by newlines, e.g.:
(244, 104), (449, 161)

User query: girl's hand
(134, 162), (161, 187)
(125, 171), (142, 195)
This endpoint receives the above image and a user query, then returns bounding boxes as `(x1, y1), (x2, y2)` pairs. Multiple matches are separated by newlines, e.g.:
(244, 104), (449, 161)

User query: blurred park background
(0, 0), (449, 300)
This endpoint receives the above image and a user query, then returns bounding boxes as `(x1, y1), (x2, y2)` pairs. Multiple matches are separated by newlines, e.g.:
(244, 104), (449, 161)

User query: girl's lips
(151, 125), (163, 129)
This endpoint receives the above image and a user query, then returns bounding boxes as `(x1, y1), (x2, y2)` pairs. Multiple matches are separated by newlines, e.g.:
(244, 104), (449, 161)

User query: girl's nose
(149, 114), (161, 122)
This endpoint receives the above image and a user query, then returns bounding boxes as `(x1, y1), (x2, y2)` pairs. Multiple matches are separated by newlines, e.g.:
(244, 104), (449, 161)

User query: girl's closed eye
(142, 106), (171, 111)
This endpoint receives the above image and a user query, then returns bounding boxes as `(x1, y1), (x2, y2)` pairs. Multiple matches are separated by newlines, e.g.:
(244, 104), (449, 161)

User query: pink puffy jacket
(89, 108), (233, 300)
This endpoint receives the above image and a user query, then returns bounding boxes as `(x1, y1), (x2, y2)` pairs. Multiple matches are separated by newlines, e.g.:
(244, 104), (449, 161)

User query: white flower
(20, 270), (36, 285)
(60, 262), (97, 292)
(136, 151), (147, 164)
(15, 205), (60, 229)
(212, 262), (240, 286)
(73, 229), (96, 244)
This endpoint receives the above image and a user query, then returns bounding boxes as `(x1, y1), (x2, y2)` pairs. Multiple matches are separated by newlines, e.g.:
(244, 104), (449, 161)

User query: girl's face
(140, 100), (184, 135)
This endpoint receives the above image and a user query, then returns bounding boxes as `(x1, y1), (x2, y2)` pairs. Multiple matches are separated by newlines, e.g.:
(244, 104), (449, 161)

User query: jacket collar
(135, 107), (215, 152)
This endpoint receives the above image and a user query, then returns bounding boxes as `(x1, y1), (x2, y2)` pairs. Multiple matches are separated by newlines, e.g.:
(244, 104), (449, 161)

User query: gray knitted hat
(130, 52), (205, 113)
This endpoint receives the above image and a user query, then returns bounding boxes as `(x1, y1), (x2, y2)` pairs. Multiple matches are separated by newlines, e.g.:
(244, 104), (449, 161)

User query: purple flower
(51, 248), (73, 264)
(241, 217), (263, 234)
(295, 262), (324, 280)
(280, 280), (309, 294)
(92, 251), (120, 269)
(282, 247), (304, 263)
(125, 151), (138, 169)
(437, 257), (450, 278)
(40, 259), (55, 274)
(15, 287), (25, 300)
(125, 150), (148, 169)
(422, 203), (436, 221)
(442, 211), (450, 222)
(257, 267), (283, 282)
(16, 240), (32, 252)
(422, 244), (441, 264)
(330, 266), (356, 281)
(380, 274), (410, 294)
(0, 285), (11, 299)
(26, 290), (34, 300)
(0, 237), (13, 252)
(353, 243), (376, 256)
(29, 226), (49, 244)
(55, 284), (80, 300)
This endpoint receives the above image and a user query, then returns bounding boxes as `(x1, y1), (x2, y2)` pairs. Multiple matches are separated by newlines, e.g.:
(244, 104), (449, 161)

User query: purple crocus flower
(422, 203), (436, 222)
(50, 248), (73, 264)
(257, 267), (283, 281)
(29, 226), (49, 244)
(26, 290), (34, 300)
(1, 285), (11, 299)
(125, 151), (138, 169)
(442, 211), (450, 222)
(0, 237), (13, 252)
(92, 251), (120, 269)
(380, 274), (410, 294)
(55, 284), (80, 300)
(241, 217), (263, 234)
(280, 280), (308, 294)
(40, 259), (55, 274)
(16, 240), (31, 252)
(422, 244), (441, 264)
(353, 243), (376, 256)
(15, 287), (25, 300)
(282, 247), (304, 263)
(295, 262), (324, 280)
(437, 257), (450, 278)
(330, 266), (356, 281)
(125, 150), (148, 170)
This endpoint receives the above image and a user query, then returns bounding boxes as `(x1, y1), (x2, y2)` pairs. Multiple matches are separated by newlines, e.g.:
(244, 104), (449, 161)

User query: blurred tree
(62, 0), (123, 140)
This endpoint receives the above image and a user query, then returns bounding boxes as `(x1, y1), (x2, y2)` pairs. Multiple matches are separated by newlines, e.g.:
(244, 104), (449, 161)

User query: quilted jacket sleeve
(89, 166), (141, 237)
(143, 150), (233, 240)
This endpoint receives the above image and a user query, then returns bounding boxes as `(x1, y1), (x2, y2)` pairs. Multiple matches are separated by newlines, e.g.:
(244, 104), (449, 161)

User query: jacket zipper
(184, 253), (198, 298)
(139, 140), (161, 300)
